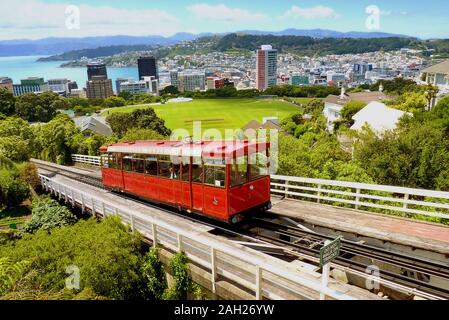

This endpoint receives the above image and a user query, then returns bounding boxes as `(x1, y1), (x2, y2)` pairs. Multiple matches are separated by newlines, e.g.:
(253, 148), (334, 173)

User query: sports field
(103, 99), (300, 134)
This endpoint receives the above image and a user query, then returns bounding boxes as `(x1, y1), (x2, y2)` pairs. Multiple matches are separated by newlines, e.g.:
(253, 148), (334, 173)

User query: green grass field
(103, 99), (300, 134)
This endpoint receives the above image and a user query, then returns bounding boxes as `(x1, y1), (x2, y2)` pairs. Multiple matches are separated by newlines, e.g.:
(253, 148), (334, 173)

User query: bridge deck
(270, 198), (449, 255)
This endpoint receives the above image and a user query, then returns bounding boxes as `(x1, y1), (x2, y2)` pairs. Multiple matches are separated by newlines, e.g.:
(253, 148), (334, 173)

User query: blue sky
(1, 0), (448, 40)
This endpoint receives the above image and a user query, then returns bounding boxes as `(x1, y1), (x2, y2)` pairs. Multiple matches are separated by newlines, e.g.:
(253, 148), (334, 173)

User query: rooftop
(421, 60), (449, 75)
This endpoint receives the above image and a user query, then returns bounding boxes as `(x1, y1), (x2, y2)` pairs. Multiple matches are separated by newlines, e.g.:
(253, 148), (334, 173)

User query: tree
(106, 108), (171, 138)
(33, 114), (81, 164)
(142, 247), (167, 300)
(15, 92), (58, 123)
(19, 162), (40, 191)
(102, 96), (126, 109)
(160, 85), (179, 96)
(0, 88), (15, 116)
(339, 101), (366, 126)
(0, 169), (30, 211)
(121, 128), (166, 142)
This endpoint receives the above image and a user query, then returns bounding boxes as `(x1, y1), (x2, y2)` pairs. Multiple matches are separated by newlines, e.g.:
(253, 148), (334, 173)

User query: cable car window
(204, 163), (226, 188)
(144, 155), (158, 176)
(231, 156), (248, 187)
(181, 156), (190, 181)
(123, 154), (133, 172)
(172, 157), (181, 180)
(192, 157), (203, 183)
(249, 152), (268, 180)
(158, 156), (172, 179)
(107, 153), (115, 169)
(132, 154), (145, 174)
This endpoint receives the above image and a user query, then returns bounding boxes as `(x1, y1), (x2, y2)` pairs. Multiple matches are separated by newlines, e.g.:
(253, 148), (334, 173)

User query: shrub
(21, 197), (78, 234)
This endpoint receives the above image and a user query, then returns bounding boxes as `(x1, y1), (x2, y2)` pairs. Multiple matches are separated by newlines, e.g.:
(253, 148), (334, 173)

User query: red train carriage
(99, 140), (272, 223)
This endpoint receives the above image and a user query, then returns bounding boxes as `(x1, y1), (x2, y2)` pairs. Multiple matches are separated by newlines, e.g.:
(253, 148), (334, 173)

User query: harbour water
(0, 55), (139, 91)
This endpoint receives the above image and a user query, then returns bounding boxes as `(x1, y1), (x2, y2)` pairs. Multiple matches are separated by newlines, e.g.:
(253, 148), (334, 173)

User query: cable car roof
(103, 140), (270, 159)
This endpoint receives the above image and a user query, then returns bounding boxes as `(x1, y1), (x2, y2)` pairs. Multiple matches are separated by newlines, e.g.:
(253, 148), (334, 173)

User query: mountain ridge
(0, 29), (414, 57)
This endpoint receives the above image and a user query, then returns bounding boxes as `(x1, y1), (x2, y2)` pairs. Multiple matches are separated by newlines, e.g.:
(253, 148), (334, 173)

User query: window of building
(123, 154), (133, 172)
(249, 152), (268, 181)
(144, 155), (158, 176)
(231, 156), (248, 187)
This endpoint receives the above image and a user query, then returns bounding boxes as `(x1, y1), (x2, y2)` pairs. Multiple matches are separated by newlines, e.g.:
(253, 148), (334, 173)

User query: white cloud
(187, 3), (267, 22)
(0, 0), (184, 40)
(283, 5), (339, 19)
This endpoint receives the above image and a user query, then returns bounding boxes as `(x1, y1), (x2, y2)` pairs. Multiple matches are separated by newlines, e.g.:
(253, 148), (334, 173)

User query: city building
(323, 87), (389, 132)
(47, 78), (70, 96)
(85, 63), (113, 99)
(351, 101), (411, 135)
(87, 63), (108, 81)
(289, 74), (309, 86)
(207, 77), (225, 90)
(119, 76), (159, 95)
(256, 45), (278, 91)
(138, 56), (158, 80)
(74, 115), (113, 137)
(13, 77), (49, 96)
(0, 77), (13, 93)
(69, 88), (87, 98)
(420, 60), (449, 88)
(170, 70), (205, 92)
(86, 76), (114, 99)
(353, 63), (373, 75)
(115, 78), (130, 95)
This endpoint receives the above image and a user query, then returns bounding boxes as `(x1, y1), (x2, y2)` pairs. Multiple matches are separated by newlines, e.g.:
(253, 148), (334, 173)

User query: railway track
(33, 160), (449, 300)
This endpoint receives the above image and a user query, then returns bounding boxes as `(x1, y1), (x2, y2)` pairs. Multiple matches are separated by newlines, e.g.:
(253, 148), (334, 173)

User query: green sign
(320, 237), (341, 267)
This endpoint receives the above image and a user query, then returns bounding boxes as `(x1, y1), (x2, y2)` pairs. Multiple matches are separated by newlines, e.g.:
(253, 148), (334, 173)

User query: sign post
(319, 236), (342, 300)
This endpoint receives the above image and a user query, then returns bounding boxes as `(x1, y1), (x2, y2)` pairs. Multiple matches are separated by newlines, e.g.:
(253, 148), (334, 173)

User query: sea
(0, 55), (139, 91)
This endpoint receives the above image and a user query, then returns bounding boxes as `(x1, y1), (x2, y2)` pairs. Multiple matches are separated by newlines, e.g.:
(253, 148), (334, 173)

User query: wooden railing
(69, 154), (449, 221)
(39, 174), (356, 300)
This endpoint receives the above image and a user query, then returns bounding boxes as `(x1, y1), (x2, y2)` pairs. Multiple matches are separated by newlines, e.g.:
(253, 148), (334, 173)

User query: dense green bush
(21, 198), (78, 234)
(0, 217), (145, 300)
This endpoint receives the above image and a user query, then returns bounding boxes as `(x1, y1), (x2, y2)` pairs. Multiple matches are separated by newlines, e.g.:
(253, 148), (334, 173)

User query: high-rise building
(86, 63), (113, 99)
(86, 76), (113, 99)
(87, 63), (108, 81)
(256, 45), (278, 91)
(0, 77), (13, 93)
(138, 57), (158, 80)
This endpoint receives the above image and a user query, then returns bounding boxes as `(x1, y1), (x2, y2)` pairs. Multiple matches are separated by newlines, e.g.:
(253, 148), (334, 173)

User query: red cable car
(99, 140), (272, 224)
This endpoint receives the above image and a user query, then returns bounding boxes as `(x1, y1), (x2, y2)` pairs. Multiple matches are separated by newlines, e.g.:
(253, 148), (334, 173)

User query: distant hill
(236, 28), (411, 39)
(0, 29), (414, 57)
(212, 34), (426, 56)
(38, 34), (449, 65)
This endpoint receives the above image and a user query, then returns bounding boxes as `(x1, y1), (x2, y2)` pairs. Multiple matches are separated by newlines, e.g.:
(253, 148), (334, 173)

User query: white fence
(39, 174), (356, 300)
(71, 154), (101, 166)
(271, 175), (449, 221)
(70, 154), (449, 221)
